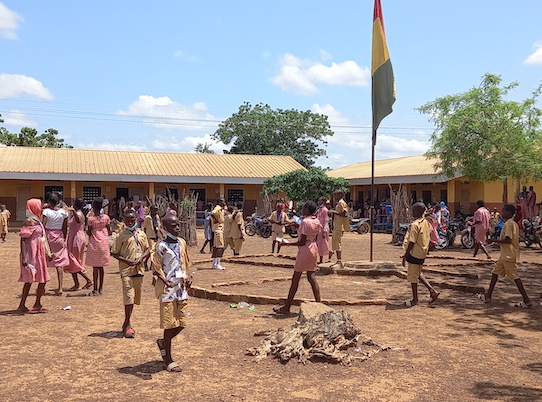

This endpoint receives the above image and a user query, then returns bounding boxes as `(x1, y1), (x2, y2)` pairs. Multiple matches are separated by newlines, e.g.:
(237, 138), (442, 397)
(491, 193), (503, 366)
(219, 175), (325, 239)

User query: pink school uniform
(315, 206), (329, 258)
(294, 216), (323, 272)
(65, 210), (87, 274)
(19, 222), (51, 283)
(43, 208), (70, 268)
(86, 214), (111, 267)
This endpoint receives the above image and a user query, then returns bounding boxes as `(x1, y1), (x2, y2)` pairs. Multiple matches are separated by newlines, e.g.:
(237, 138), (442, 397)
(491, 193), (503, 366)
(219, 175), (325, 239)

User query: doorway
(116, 188), (129, 201)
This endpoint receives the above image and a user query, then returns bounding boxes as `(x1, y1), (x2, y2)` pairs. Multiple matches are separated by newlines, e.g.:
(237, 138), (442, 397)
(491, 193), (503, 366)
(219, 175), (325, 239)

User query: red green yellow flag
(371, 0), (395, 142)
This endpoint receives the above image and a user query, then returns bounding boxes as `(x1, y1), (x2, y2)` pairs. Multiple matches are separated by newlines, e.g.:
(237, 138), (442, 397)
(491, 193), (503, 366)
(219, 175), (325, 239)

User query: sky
(0, 1), (541, 170)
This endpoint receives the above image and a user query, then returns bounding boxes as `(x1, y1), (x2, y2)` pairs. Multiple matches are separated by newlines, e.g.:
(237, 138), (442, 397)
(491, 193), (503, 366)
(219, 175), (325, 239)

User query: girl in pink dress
(17, 199), (51, 313)
(86, 198), (111, 295)
(273, 201), (323, 315)
(316, 197), (330, 264)
(66, 198), (93, 290)
(42, 193), (69, 296)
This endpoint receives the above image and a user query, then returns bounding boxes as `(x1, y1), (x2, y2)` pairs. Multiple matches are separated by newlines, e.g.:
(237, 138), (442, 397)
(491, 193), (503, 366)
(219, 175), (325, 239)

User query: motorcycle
(435, 218), (463, 249)
(285, 212), (301, 238)
(244, 214), (272, 238)
(521, 216), (542, 248)
(393, 223), (410, 245)
(350, 217), (370, 235)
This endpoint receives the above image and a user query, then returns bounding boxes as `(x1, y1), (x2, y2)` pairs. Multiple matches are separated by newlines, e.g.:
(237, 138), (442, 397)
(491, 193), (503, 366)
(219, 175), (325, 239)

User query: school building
(327, 155), (524, 214)
(0, 147), (304, 221)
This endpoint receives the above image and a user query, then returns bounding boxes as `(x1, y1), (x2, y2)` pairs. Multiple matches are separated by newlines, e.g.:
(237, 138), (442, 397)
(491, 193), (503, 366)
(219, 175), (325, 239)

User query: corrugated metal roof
(327, 155), (459, 184)
(0, 147), (305, 183)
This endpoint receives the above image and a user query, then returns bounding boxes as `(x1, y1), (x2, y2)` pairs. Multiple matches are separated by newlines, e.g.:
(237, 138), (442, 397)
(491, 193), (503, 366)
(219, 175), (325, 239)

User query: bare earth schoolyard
(1, 229), (542, 402)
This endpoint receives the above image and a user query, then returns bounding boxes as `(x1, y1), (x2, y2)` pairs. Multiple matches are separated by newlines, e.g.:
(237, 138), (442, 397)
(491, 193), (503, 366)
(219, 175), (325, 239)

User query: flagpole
(370, 129), (376, 262)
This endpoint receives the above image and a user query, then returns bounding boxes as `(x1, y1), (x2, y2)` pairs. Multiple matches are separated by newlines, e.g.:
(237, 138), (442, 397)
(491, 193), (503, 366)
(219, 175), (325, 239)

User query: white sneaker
(213, 265), (226, 270)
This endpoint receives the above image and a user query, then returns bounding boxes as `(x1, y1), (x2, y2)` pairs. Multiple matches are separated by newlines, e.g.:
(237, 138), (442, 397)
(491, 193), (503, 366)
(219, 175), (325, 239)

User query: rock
(297, 302), (333, 324)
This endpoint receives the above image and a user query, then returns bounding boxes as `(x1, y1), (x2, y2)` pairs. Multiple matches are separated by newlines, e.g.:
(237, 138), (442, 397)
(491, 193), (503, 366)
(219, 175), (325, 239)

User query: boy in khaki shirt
(228, 201), (245, 256)
(484, 204), (532, 307)
(111, 210), (150, 338)
(401, 202), (440, 307)
(328, 190), (349, 266)
(211, 197), (227, 270)
(269, 202), (289, 253)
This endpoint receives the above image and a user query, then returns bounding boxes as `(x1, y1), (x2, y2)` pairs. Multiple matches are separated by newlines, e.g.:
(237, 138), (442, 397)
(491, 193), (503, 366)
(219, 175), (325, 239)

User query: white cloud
(116, 95), (218, 131)
(77, 142), (148, 152)
(375, 134), (430, 159)
(152, 133), (228, 153)
(524, 41), (542, 65)
(0, 3), (22, 39)
(0, 74), (54, 99)
(1, 109), (36, 127)
(271, 54), (370, 95)
(312, 103), (350, 127)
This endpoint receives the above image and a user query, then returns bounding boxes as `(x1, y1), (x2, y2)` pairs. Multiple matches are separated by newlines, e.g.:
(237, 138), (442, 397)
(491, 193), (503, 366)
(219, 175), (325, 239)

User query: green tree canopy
(194, 142), (215, 153)
(417, 73), (542, 202)
(263, 167), (350, 202)
(212, 102), (334, 168)
(0, 126), (72, 148)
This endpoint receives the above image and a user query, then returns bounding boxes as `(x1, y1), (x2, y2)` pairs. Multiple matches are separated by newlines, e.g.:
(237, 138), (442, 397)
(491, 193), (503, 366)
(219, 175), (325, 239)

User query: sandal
(67, 286), (80, 292)
(273, 306), (290, 315)
(156, 339), (166, 362)
(404, 300), (417, 307)
(82, 282), (93, 290)
(124, 328), (136, 338)
(166, 361), (182, 373)
(514, 301), (532, 308)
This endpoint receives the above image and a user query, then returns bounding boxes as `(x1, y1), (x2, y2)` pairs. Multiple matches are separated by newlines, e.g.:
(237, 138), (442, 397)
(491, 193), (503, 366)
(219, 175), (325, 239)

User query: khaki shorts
(213, 231), (224, 248)
(492, 260), (519, 280)
(272, 231), (284, 241)
(332, 230), (343, 251)
(407, 263), (423, 283)
(160, 300), (188, 329)
(122, 275), (143, 305)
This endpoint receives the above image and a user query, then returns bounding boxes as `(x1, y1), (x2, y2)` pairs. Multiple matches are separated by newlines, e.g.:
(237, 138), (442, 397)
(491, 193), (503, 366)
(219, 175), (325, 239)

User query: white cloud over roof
(271, 53), (370, 95)
(0, 3), (22, 39)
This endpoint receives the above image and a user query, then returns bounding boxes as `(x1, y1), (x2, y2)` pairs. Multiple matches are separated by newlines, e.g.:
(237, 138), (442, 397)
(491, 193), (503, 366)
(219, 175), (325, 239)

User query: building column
(219, 183), (225, 198)
(148, 182), (155, 200)
(447, 179), (457, 213)
(69, 181), (76, 205)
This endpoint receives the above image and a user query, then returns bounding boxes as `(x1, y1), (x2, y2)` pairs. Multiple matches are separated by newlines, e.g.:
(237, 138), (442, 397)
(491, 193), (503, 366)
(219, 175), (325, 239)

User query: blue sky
(1, 1), (541, 169)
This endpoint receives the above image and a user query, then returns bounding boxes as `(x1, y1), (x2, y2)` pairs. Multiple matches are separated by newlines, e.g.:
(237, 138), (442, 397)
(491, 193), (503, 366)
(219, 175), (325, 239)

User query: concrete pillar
(148, 182), (155, 200)
(219, 183), (225, 198)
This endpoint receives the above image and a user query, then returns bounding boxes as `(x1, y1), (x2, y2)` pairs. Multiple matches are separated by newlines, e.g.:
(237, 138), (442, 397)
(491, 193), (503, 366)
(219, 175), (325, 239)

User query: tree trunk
(502, 179), (508, 204)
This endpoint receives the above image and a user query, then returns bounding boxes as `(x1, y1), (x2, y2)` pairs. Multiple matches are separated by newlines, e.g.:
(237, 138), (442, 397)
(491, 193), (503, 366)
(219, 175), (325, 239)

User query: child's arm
(62, 217), (68, 239)
(20, 237), (28, 266)
(401, 242), (415, 267)
(487, 236), (511, 244)
(282, 233), (307, 247)
(111, 252), (137, 266)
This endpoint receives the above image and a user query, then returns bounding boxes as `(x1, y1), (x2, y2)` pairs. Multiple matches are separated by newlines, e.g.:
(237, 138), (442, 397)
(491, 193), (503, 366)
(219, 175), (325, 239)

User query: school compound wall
(0, 179), (265, 221)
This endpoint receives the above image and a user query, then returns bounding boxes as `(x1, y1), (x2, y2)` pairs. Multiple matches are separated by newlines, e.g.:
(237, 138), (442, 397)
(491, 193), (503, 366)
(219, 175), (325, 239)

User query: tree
(194, 142), (215, 153)
(0, 127), (72, 148)
(263, 167), (350, 202)
(213, 102), (334, 168)
(417, 73), (542, 203)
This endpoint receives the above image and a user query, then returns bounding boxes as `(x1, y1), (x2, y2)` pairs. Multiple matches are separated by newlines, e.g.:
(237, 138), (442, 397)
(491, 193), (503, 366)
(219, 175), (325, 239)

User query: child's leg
(473, 242), (479, 257)
(17, 283), (32, 312)
(123, 304), (134, 332)
(514, 278), (532, 305)
(485, 273), (499, 302)
(163, 326), (184, 368)
(275, 272), (303, 313)
(418, 275), (440, 303)
(271, 240), (276, 253)
(55, 267), (63, 295)
(98, 267), (104, 293)
(277, 242), (282, 254)
(33, 283), (45, 309)
(70, 273), (80, 290)
(200, 240), (209, 253)
(92, 267), (99, 293)
(336, 250), (342, 262)
(78, 271), (93, 288)
(306, 271), (321, 302)
(410, 283), (419, 305)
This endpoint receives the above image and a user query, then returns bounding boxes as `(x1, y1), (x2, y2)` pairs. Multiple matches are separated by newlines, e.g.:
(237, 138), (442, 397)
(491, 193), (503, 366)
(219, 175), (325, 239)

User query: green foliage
(418, 73), (542, 201)
(263, 167), (350, 202)
(0, 126), (72, 148)
(194, 142), (216, 153)
(213, 102), (334, 168)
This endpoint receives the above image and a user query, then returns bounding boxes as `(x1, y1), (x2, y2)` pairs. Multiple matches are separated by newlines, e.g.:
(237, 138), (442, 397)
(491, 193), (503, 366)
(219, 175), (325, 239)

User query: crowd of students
(11, 188), (537, 373)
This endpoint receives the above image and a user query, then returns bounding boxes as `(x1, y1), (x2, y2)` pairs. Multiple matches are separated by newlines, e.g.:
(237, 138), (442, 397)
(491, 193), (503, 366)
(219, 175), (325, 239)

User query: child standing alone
(401, 202), (440, 307)
(484, 204), (532, 307)
(273, 201), (322, 315)
(152, 215), (192, 373)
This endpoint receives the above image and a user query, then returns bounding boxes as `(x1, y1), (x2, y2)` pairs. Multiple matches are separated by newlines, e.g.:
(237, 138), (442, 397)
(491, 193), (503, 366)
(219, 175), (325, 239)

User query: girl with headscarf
(17, 199), (52, 313)
(136, 201), (146, 227)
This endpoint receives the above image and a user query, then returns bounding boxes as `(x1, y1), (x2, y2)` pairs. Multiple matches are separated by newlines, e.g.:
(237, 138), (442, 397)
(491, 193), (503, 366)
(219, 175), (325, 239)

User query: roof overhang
(347, 174), (453, 186)
(1, 172), (268, 185)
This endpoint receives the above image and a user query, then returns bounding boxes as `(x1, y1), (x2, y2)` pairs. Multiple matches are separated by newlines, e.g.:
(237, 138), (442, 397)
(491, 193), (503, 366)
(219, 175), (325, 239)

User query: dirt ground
(1, 229), (542, 402)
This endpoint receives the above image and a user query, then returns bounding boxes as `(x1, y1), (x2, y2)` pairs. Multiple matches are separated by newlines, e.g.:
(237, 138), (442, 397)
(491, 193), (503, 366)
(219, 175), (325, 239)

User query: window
(422, 190), (432, 206)
(83, 186), (101, 202)
(227, 189), (244, 203)
(190, 188), (206, 204)
(440, 190), (448, 205)
(44, 186), (64, 201)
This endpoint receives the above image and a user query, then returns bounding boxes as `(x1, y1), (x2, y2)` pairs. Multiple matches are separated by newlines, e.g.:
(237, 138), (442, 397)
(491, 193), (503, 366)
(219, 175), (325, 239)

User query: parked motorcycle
(435, 218), (463, 249)
(393, 223), (410, 245)
(350, 217), (370, 235)
(285, 212), (301, 238)
(244, 214), (272, 238)
(521, 217), (542, 248)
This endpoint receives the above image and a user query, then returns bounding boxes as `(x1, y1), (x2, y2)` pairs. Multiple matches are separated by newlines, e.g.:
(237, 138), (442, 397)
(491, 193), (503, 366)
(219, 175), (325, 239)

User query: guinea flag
(371, 0), (395, 142)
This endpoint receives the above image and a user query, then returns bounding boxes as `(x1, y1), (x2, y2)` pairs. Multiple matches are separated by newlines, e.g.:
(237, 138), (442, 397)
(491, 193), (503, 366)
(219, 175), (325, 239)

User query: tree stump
(247, 302), (390, 365)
